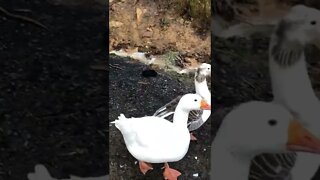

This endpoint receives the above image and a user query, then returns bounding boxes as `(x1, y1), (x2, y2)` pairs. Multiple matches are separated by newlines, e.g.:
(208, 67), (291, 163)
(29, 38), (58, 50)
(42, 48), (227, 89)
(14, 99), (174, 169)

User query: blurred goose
(153, 63), (211, 140)
(111, 93), (211, 180)
(211, 101), (320, 180)
(249, 5), (320, 180)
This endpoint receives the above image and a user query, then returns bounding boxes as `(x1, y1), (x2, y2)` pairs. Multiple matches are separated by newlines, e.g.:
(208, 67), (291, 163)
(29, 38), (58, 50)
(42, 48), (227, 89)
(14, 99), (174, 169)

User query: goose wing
(249, 153), (296, 180)
(187, 110), (205, 131)
(129, 117), (178, 148)
(153, 95), (205, 129)
(153, 95), (182, 120)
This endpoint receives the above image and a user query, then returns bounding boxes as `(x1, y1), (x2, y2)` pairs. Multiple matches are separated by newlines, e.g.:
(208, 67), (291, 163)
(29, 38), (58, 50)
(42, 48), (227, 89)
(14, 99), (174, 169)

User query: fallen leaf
(136, 7), (143, 25)
(110, 21), (123, 28)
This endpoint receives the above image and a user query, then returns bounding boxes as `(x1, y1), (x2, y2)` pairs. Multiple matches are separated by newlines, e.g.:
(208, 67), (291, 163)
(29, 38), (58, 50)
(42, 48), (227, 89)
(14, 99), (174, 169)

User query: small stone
(179, 18), (184, 24)
(142, 31), (153, 38)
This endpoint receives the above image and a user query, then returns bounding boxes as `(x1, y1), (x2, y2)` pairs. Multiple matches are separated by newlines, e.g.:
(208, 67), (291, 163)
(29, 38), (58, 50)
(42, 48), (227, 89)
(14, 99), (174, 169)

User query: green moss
(163, 51), (180, 68)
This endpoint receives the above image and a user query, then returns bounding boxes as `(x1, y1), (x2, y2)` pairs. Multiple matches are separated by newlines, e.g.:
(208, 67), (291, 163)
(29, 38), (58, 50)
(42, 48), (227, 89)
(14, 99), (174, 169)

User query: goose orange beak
(287, 120), (320, 154)
(200, 100), (211, 110)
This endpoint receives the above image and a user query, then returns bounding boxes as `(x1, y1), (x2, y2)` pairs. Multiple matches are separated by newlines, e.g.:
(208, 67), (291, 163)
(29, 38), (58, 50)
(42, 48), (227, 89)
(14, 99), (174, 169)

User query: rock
(179, 18), (184, 24)
(142, 31), (153, 38)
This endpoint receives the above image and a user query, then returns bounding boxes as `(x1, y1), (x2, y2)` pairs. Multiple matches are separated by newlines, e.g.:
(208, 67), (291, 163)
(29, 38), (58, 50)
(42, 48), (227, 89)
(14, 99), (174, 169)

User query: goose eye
(207, 68), (210, 70)
(268, 119), (277, 126)
(311, 20), (317, 25)
(194, 99), (198, 102)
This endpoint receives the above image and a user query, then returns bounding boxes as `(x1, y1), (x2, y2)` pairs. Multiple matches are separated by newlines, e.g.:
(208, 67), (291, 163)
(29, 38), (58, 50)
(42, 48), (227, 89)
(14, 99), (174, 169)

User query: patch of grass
(160, 18), (170, 29)
(164, 51), (180, 68)
(175, 0), (211, 30)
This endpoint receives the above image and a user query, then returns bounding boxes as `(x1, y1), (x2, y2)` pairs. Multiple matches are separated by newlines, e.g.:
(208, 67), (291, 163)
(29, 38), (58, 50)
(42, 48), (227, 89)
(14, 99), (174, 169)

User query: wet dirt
(0, 0), (107, 179)
(109, 55), (211, 180)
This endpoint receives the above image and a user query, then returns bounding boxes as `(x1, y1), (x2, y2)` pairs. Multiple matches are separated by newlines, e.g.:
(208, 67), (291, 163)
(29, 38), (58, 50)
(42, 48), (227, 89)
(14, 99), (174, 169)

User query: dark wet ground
(109, 55), (211, 180)
(212, 36), (320, 179)
(0, 1), (107, 179)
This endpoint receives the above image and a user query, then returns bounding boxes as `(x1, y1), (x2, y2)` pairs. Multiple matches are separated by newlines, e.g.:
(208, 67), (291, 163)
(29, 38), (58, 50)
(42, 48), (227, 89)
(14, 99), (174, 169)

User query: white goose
(153, 63), (211, 140)
(111, 93), (211, 180)
(249, 5), (320, 180)
(211, 101), (320, 180)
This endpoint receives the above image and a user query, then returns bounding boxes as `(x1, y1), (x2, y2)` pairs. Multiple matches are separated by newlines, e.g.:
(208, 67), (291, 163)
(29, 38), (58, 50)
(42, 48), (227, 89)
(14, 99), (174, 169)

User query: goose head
(216, 101), (320, 156)
(195, 63), (211, 81)
(198, 63), (211, 76)
(269, 5), (320, 67)
(176, 93), (211, 111)
(272, 5), (320, 48)
(284, 5), (320, 46)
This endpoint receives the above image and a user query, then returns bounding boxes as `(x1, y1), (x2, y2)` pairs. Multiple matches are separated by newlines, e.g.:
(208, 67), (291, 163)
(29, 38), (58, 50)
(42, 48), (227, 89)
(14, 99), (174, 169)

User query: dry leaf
(136, 7), (143, 25)
(110, 21), (123, 28)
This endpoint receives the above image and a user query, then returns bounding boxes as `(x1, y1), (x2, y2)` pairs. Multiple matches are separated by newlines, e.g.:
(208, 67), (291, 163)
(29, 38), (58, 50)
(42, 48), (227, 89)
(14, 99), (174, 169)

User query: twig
(109, 64), (124, 70)
(13, 8), (32, 13)
(138, 81), (149, 85)
(0, 6), (48, 30)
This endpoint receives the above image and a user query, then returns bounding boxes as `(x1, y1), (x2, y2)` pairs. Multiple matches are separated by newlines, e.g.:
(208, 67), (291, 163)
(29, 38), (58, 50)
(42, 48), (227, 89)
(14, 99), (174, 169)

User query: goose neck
(269, 33), (318, 111)
(173, 107), (189, 127)
(195, 79), (211, 102)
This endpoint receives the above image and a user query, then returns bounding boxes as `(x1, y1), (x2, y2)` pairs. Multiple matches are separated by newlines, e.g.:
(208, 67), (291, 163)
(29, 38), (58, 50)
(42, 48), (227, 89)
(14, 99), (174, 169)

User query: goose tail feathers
(110, 114), (127, 125)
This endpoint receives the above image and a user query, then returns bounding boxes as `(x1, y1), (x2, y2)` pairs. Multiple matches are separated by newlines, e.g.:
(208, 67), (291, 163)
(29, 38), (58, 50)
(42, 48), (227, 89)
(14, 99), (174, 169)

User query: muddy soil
(212, 35), (320, 179)
(109, 55), (211, 180)
(0, 1), (107, 179)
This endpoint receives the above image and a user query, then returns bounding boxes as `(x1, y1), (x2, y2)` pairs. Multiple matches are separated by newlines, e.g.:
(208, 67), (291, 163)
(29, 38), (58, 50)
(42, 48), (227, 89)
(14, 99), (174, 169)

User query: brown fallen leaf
(136, 7), (143, 25)
(109, 20), (123, 28)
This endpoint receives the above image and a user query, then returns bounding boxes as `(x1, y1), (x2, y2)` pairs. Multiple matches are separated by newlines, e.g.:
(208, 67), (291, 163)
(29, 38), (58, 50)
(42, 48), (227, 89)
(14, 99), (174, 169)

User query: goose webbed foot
(162, 163), (181, 180)
(190, 132), (197, 141)
(139, 161), (153, 175)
